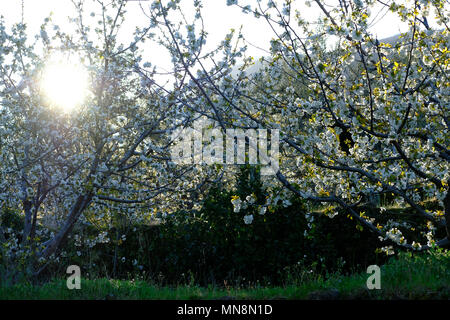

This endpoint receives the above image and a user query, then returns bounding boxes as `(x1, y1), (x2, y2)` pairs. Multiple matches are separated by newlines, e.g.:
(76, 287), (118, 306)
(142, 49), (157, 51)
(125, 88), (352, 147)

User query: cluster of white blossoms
(305, 212), (315, 230)
(231, 194), (257, 213)
(96, 231), (110, 244)
(385, 228), (407, 245)
(411, 241), (422, 250)
(259, 206), (267, 215)
(71, 230), (111, 250)
(380, 246), (395, 256)
(231, 196), (243, 213)
(243, 214), (254, 225)
(231, 194), (271, 224)
(423, 222), (437, 247)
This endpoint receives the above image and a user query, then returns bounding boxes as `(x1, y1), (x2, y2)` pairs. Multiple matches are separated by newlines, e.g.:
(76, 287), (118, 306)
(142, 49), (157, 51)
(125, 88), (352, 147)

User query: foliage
(0, 0), (449, 283)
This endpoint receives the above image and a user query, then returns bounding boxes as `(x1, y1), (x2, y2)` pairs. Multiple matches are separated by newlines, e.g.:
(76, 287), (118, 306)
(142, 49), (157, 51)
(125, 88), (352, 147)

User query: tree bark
(444, 180), (450, 241)
(22, 200), (32, 243)
(39, 193), (92, 260)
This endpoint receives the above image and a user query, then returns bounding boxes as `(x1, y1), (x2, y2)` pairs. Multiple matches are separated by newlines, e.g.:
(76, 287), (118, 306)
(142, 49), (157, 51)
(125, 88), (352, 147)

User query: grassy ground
(1, 249), (449, 300)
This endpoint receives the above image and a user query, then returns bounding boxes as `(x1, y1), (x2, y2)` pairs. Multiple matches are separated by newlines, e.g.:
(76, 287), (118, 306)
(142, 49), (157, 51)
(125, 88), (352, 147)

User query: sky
(0, 0), (417, 73)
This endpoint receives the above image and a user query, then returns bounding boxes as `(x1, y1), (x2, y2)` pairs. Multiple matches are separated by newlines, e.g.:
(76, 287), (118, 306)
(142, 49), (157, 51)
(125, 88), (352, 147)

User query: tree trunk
(22, 200), (32, 242)
(444, 180), (450, 241)
(39, 194), (92, 260)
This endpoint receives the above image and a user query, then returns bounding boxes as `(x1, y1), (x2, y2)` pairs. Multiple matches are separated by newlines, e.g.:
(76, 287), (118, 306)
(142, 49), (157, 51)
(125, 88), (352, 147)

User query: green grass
(1, 249), (449, 300)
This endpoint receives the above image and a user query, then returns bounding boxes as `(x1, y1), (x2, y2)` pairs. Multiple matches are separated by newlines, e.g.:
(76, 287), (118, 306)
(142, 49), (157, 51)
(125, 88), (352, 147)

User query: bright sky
(0, 0), (415, 72)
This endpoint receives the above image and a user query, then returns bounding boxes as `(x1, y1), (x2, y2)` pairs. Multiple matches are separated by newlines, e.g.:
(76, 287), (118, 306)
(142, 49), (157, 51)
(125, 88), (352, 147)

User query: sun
(41, 53), (89, 112)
